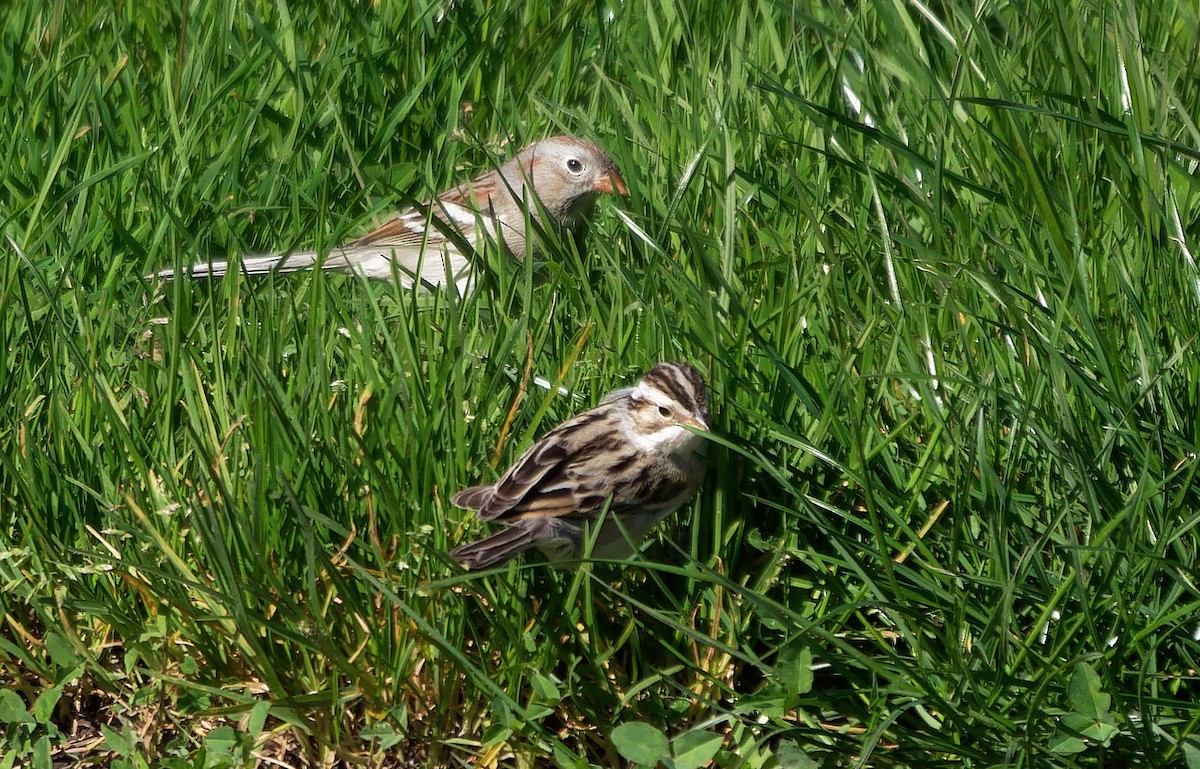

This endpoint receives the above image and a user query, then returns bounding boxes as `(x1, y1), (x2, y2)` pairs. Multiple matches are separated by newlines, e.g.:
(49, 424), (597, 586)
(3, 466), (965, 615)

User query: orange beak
(596, 170), (628, 196)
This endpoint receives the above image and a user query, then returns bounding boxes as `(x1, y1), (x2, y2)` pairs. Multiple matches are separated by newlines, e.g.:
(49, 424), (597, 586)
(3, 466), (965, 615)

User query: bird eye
(566, 157), (584, 173)
(658, 406), (672, 418)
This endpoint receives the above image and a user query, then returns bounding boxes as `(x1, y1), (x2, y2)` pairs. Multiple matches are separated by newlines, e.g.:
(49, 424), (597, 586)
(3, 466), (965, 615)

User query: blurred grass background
(3, 0), (1200, 766)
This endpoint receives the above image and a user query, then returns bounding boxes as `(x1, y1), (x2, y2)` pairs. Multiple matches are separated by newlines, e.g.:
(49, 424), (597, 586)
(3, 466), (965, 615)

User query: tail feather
(146, 244), (474, 293)
(450, 524), (542, 570)
(451, 518), (580, 570)
(148, 252), (321, 281)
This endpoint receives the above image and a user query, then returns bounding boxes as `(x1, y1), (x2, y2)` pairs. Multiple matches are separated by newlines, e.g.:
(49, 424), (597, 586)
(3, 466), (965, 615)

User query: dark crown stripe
(643, 361), (707, 413)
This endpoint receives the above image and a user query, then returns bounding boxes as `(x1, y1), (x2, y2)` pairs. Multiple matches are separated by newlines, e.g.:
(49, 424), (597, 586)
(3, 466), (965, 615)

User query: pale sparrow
(149, 135), (626, 294)
(451, 361), (709, 570)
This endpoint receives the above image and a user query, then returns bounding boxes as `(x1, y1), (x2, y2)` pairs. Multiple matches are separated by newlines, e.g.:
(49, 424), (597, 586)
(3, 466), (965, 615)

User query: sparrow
(451, 361), (709, 570)
(148, 135), (627, 294)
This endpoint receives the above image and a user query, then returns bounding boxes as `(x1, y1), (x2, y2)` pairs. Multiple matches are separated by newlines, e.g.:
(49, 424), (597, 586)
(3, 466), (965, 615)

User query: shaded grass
(3, 0), (1200, 766)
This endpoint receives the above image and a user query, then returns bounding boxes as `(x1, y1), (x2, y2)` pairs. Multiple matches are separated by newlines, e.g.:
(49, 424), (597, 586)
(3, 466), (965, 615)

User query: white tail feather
(147, 244), (475, 294)
(149, 251), (321, 281)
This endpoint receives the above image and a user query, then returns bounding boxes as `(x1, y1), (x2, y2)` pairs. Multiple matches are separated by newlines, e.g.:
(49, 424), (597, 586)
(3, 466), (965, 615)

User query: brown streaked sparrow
(148, 135), (627, 294)
(451, 361), (709, 570)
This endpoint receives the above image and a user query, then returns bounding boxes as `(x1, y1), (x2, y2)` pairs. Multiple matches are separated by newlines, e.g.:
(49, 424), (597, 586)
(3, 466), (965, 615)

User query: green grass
(3, 0), (1200, 766)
